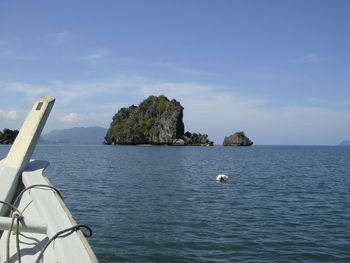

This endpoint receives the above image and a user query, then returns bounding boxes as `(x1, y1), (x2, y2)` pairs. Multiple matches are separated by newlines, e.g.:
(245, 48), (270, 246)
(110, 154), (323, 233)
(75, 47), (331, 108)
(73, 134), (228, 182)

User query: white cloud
(5, 111), (18, 120)
(137, 82), (215, 99)
(292, 53), (323, 64)
(174, 93), (350, 145)
(60, 112), (79, 122)
(5, 76), (134, 108)
(8, 82), (50, 96)
(81, 50), (108, 61)
(4, 76), (350, 145)
(132, 80), (350, 145)
(246, 106), (350, 145)
(0, 51), (13, 57)
(56, 89), (83, 104)
(0, 110), (18, 120)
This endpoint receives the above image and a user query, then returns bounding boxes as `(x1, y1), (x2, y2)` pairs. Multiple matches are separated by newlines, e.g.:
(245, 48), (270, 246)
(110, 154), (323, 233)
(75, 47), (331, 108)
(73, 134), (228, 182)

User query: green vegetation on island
(106, 96), (177, 144)
(223, 131), (253, 146)
(0, 128), (19, 144)
(104, 95), (213, 146)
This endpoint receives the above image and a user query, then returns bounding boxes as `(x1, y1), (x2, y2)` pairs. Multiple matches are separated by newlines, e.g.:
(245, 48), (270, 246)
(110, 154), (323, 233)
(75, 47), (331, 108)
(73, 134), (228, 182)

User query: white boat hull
(0, 97), (98, 262)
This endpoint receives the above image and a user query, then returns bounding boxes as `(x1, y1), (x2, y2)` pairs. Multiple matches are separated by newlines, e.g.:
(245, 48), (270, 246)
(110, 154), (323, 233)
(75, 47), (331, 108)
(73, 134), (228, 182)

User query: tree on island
(104, 95), (213, 146)
(0, 128), (19, 144)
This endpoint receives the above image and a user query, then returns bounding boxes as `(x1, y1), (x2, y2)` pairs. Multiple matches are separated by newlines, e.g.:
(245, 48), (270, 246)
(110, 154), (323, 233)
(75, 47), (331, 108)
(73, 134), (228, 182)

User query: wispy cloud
(7, 82), (50, 96)
(0, 41), (7, 46)
(60, 112), (79, 122)
(81, 50), (108, 61)
(4, 76), (350, 145)
(137, 82), (215, 99)
(5, 111), (18, 120)
(5, 77), (133, 107)
(292, 53), (323, 64)
(0, 51), (13, 58)
(49, 31), (69, 45)
(0, 110), (18, 120)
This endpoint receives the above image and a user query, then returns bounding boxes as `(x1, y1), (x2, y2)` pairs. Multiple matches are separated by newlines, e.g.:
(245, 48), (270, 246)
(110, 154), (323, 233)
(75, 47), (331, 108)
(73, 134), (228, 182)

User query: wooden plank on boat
(0, 96), (55, 216)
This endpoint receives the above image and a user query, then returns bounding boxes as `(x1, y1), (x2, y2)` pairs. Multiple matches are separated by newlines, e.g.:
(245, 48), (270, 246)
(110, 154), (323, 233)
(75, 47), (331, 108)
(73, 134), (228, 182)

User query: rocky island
(223, 131), (253, 146)
(104, 95), (213, 146)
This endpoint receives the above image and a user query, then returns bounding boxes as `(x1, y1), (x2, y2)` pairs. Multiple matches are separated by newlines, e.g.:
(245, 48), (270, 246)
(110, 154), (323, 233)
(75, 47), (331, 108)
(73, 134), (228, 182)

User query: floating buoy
(216, 174), (228, 182)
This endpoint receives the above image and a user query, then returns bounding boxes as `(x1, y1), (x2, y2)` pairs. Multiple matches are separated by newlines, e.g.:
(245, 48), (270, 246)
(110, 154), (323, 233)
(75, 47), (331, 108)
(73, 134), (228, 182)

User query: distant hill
(339, 140), (350, 146)
(41, 126), (107, 145)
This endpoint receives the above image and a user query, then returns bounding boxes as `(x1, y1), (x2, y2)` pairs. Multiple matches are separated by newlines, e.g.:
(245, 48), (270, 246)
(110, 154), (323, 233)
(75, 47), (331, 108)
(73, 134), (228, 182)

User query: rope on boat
(12, 184), (63, 214)
(35, 224), (92, 263)
(0, 201), (22, 215)
(0, 201), (23, 263)
(6, 213), (22, 263)
(1, 185), (92, 263)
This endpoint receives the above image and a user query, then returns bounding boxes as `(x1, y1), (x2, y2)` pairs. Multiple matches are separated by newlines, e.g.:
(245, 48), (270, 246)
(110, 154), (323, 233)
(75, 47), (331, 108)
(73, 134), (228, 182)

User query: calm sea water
(1, 145), (350, 262)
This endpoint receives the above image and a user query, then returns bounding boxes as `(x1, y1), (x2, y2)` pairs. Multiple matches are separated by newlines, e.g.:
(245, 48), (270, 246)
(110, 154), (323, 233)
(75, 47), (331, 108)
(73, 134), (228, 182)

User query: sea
(0, 145), (349, 262)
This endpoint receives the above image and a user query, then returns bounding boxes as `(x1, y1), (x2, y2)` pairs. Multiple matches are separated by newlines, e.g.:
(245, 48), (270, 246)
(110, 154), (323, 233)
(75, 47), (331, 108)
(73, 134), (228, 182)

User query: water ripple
(1, 145), (349, 262)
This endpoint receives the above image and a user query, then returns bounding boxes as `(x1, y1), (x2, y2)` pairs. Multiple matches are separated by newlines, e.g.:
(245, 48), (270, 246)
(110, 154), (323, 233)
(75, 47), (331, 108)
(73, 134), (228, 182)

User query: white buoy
(216, 174), (228, 182)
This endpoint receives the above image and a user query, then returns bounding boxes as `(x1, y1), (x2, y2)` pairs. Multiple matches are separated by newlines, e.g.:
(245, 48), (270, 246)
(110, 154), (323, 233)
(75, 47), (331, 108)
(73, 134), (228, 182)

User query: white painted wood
(4, 96), (55, 170)
(4, 96), (55, 171)
(0, 216), (47, 234)
(0, 164), (19, 216)
(0, 96), (55, 216)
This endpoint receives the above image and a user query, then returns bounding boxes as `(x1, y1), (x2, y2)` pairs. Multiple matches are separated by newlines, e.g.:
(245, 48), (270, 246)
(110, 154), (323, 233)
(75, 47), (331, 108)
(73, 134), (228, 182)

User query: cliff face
(104, 95), (213, 146)
(223, 131), (253, 146)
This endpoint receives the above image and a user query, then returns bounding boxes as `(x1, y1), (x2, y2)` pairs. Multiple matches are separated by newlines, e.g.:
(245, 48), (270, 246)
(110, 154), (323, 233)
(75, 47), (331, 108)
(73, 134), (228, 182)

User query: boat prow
(0, 97), (98, 262)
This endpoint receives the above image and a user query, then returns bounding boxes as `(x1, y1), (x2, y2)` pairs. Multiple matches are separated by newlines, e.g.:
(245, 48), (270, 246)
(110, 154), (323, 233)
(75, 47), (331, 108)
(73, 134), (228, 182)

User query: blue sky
(0, 0), (349, 145)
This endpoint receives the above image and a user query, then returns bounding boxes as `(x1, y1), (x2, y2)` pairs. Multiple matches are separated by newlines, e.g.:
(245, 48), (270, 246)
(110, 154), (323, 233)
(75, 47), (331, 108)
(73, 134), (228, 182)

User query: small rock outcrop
(223, 131), (253, 146)
(173, 132), (213, 146)
(104, 95), (213, 146)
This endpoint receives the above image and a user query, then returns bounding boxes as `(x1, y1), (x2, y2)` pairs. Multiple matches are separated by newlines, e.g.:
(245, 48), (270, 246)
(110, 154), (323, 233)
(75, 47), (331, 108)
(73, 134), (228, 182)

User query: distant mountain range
(40, 126), (107, 145)
(339, 140), (350, 146)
